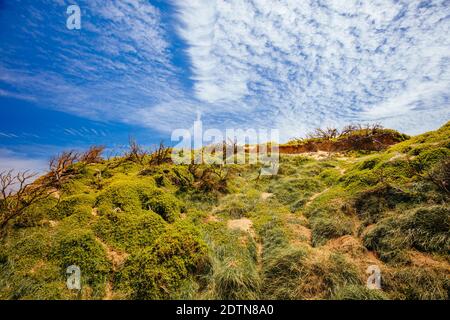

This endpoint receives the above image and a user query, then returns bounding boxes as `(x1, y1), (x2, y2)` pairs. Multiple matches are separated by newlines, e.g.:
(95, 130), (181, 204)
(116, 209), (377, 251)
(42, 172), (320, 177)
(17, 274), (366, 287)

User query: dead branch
(79, 145), (104, 164)
(48, 150), (79, 187)
(0, 170), (54, 236)
(126, 136), (147, 165)
(148, 142), (172, 166)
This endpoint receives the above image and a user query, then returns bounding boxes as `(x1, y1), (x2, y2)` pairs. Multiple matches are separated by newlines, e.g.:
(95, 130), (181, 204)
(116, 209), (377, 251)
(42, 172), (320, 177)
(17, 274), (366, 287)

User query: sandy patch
(261, 192), (273, 200)
(227, 218), (253, 234)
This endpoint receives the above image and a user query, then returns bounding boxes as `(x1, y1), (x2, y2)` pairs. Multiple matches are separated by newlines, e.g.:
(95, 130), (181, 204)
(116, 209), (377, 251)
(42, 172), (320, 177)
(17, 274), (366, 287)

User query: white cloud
(0, 0), (185, 122)
(1, 0), (449, 142)
(173, 0), (450, 137)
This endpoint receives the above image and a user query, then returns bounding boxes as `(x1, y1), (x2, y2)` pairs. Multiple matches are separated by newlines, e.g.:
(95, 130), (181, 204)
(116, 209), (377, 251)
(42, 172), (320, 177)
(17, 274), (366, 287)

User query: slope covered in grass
(0, 122), (449, 300)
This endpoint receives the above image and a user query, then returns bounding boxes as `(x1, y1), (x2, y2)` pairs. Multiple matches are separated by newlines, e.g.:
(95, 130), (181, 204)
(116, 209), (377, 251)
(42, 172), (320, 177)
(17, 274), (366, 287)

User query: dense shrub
(339, 169), (379, 188)
(95, 179), (157, 214)
(145, 193), (180, 222)
(413, 147), (450, 170)
(119, 224), (211, 299)
(53, 194), (95, 219)
(94, 210), (166, 252)
(51, 228), (111, 296)
(1, 122), (448, 300)
(14, 197), (59, 227)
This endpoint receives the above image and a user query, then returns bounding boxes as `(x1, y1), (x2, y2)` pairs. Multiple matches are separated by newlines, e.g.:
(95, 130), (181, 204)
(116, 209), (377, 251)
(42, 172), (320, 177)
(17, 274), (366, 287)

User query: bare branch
(0, 170), (54, 237)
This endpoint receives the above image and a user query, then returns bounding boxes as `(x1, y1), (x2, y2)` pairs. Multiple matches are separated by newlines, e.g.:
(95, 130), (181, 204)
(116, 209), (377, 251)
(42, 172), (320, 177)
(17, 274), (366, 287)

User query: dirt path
(227, 217), (264, 275)
(95, 236), (129, 300)
(304, 187), (330, 208)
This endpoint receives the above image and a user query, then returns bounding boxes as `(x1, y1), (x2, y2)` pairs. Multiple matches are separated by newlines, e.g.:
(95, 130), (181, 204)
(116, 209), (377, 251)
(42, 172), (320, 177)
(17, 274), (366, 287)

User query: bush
(413, 147), (450, 170)
(95, 179), (157, 214)
(339, 169), (379, 189)
(319, 168), (341, 185)
(94, 210), (166, 252)
(145, 193), (181, 223)
(2, 227), (53, 264)
(94, 212), (166, 252)
(51, 228), (111, 297)
(53, 194), (95, 219)
(14, 197), (59, 227)
(119, 224), (211, 299)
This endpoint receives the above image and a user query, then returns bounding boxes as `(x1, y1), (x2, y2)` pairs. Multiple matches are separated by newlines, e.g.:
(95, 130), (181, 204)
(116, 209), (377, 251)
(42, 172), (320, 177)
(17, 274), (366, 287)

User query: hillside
(0, 122), (449, 300)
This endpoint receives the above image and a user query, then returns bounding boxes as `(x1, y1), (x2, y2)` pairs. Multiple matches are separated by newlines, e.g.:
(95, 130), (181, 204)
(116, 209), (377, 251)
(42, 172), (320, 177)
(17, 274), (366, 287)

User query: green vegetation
(118, 223), (210, 299)
(0, 122), (449, 300)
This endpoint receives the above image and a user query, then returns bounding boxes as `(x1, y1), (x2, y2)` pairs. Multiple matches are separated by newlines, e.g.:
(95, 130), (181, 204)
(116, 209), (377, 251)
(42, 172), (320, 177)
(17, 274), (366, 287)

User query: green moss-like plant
(53, 193), (95, 219)
(145, 192), (181, 222)
(95, 179), (157, 214)
(94, 210), (166, 252)
(51, 228), (111, 298)
(119, 224), (211, 299)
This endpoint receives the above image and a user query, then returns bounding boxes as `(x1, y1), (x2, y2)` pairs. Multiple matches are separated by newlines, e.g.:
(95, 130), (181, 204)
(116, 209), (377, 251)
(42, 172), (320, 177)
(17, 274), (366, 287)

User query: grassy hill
(0, 122), (449, 300)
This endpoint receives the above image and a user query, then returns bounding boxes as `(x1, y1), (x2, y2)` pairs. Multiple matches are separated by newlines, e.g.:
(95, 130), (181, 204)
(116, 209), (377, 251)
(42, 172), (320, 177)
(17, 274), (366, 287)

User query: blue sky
(1, 0), (449, 172)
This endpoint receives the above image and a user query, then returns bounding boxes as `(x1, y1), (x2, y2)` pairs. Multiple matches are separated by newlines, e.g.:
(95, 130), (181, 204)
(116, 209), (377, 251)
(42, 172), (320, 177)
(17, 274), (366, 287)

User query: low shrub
(94, 210), (166, 252)
(51, 228), (111, 297)
(53, 194), (95, 219)
(119, 224), (211, 299)
(14, 197), (59, 227)
(95, 179), (157, 214)
(145, 193), (181, 222)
